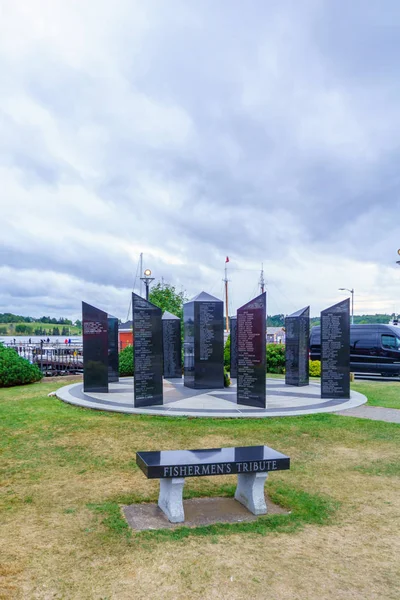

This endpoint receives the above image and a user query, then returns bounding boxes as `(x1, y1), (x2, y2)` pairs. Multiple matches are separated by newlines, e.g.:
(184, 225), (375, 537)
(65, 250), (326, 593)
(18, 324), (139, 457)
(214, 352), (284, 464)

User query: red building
(118, 321), (133, 350)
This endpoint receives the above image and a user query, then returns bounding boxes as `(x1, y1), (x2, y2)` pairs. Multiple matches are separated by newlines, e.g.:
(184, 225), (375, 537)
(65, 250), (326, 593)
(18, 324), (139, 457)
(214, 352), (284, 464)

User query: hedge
(224, 335), (231, 370)
(119, 345), (134, 376)
(309, 360), (321, 377)
(0, 344), (42, 387)
(267, 343), (285, 373)
(224, 340), (322, 378)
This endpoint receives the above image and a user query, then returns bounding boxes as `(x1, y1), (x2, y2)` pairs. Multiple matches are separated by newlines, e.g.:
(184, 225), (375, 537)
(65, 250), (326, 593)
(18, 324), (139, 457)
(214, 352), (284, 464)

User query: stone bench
(136, 445), (290, 523)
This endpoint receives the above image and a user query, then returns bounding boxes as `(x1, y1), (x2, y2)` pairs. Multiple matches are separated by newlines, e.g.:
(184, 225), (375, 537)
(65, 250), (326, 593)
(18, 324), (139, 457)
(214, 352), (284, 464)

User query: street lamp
(140, 269), (155, 301)
(339, 288), (354, 325)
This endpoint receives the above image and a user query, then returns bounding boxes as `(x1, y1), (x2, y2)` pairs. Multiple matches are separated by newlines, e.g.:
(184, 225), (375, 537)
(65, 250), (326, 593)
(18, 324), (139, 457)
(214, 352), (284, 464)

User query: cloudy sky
(1, 0), (400, 321)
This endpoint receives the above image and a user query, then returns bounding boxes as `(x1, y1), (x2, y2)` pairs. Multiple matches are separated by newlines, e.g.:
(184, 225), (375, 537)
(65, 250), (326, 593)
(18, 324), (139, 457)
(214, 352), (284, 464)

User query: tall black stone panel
(321, 299), (350, 399)
(162, 311), (182, 379)
(132, 293), (163, 407)
(183, 292), (224, 389)
(82, 302), (109, 392)
(285, 306), (310, 387)
(108, 316), (119, 383)
(237, 293), (266, 408)
(230, 316), (238, 378)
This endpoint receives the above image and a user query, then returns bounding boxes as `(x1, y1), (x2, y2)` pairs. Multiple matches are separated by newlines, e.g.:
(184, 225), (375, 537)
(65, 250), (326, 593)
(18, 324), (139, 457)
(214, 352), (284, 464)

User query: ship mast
(259, 263), (265, 294)
(224, 257), (230, 332)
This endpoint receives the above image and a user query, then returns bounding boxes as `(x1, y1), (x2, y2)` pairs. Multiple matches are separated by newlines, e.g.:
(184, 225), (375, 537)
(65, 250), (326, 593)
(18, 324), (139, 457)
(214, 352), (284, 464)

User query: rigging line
(219, 281), (224, 302)
(133, 255), (141, 293)
(248, 283), (258, 302)
(126, 298), (132, 323)
(228, 268), (262, 272)
(126, 255), (141, 322)
(229, 288), (234, 317)
(269, 281), (298, 313)
(209, 276), (223, 296)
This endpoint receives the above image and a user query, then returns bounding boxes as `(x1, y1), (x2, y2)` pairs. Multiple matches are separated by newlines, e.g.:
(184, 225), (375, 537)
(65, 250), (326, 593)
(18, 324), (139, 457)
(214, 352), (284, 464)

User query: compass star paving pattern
(56, 377), (367, 418)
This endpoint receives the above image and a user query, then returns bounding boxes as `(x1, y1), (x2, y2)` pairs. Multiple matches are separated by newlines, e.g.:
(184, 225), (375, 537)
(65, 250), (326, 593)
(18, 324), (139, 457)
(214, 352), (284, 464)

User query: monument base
(123, 496), (289, 531)
(184, 380), (224, 390)
(56, 378), (367, 418)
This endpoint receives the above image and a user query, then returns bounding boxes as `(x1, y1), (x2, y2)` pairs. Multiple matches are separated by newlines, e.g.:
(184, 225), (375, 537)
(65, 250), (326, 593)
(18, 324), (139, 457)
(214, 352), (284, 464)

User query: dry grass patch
(0, 380), (399, 599)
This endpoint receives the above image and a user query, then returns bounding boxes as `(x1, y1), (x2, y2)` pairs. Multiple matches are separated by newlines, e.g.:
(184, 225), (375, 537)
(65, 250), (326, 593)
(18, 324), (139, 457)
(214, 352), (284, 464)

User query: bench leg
(234, 472), (268, 515)
(158, 478), (185, 523)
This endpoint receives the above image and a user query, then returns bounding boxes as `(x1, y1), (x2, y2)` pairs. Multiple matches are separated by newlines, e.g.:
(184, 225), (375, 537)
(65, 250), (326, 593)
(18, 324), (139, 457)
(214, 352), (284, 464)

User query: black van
(310, 324), (400, 376)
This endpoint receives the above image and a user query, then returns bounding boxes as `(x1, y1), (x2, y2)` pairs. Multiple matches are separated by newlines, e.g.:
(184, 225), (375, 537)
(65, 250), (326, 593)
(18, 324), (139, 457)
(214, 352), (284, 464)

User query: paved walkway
(337, 405), (400, 424)
(56, 377), (367, 419)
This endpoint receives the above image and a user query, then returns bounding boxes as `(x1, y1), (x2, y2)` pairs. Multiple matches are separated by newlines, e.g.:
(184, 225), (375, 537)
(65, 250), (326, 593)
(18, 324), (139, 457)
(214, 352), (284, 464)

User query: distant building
(226, 326), (285, 344)
(119, 321), (133, 349)
(266, 327), (285, 344)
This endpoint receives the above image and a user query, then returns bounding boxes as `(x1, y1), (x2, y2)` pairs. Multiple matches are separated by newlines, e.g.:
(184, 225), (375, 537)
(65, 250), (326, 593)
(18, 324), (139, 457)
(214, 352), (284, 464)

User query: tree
(15, 324), (32, 334)
(267, 314), (285, 327)
(149, 283), (187, 368)
(149, 283), (187, 319)
(224, 335), (231, 370)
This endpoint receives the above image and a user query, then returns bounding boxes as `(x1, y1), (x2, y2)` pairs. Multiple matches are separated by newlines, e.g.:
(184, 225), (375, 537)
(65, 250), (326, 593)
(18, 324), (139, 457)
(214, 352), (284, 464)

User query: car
(310, 324), (400, 376)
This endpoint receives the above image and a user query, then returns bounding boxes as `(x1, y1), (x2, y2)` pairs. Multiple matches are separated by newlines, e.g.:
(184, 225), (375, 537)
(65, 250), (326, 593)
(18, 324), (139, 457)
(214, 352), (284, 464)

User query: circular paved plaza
(56, 377), (367, 418)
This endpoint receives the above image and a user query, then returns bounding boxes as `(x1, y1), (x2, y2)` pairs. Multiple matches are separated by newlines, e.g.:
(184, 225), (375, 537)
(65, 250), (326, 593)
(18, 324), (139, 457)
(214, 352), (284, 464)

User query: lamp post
(339, 287), (354, 325)
(140, 269), (155, 301)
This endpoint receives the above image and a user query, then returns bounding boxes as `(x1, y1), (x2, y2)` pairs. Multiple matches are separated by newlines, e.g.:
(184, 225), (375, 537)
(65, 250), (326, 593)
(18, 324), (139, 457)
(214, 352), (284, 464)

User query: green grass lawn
(0, 379), (399, 600)
(351, 380), (400, 409)
(0, 322), (81, 336)
(267, 375), (400, 409)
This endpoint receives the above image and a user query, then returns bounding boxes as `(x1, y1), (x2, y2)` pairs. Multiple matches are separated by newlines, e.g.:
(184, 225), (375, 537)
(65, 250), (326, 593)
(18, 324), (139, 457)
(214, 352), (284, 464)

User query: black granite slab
(237, 292), (267, 407)
(230, 316), (238, 378)
(183, 291), (224, 389)
(285, 306), (310, 387)
(162, 311), (182, 378)
(136, 445), (290, 478)
(108, 316), (119, 383)
(132, 293), (163, 406)
(321, 299), (350, 399)
(82, 301), (109, 392)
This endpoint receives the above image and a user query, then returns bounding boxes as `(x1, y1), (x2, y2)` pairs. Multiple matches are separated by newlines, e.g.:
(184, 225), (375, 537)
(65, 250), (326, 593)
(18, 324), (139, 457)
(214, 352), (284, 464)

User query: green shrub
(119, 345), (134, 376)
(309, 360), (321, 377)
(224, 335), (231, 370)
(267, 343), (285, 373)
(0, 344), (42, 387)
(224, 367), (231, 387)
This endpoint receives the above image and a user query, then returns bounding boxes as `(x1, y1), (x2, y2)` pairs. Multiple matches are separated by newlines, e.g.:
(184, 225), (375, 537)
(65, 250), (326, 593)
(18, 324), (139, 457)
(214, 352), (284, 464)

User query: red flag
(225, 256), (229, 263)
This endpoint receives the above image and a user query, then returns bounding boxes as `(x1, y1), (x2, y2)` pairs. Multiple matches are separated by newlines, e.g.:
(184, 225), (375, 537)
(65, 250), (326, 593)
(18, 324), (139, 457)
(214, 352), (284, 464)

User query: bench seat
(136, 445), (290, 523)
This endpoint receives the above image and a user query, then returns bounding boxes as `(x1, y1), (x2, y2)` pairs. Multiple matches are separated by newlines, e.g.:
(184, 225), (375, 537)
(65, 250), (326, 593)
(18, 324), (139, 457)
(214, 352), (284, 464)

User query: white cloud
(1, 0), (400, 320)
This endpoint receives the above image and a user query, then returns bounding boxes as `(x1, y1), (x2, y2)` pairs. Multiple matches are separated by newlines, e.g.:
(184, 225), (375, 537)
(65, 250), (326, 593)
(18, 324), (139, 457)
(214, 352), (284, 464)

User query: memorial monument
(183, 292), (224, 389)
(230, 316), (238, 378)
(108, 315), (119, 383)
(285, 306), (310, 387)
(321, 299), (350, 399)
(132, 293), (163, 407)
(82, 301), (109, 393)
(237, 292), (266, 407)
(162, 311), (182, 378)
